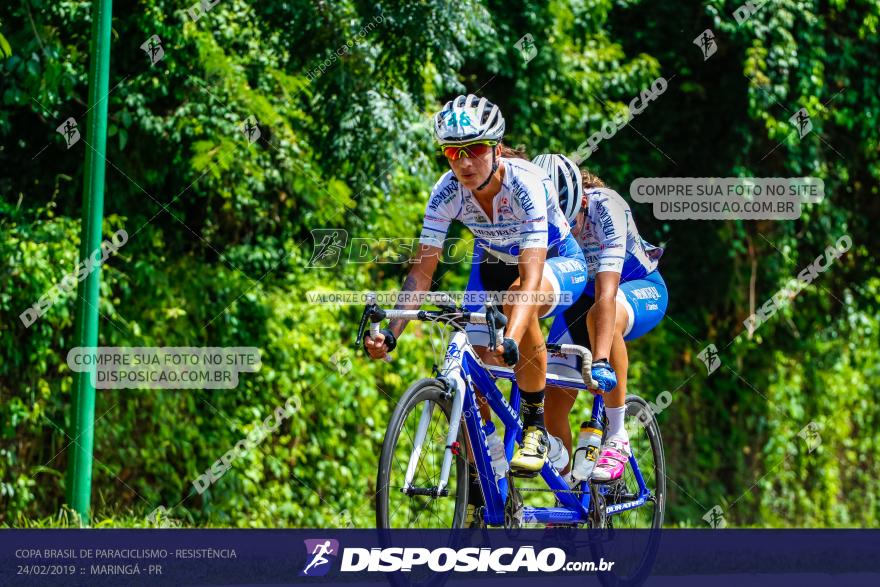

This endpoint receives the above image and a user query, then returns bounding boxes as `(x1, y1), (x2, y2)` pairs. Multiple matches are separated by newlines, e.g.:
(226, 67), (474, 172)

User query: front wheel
(376, 378), (469, 529)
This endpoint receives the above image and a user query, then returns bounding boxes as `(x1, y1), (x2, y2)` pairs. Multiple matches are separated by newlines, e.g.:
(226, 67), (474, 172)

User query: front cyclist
(534, 154), (667, 483)
(364, 95), (587, 477)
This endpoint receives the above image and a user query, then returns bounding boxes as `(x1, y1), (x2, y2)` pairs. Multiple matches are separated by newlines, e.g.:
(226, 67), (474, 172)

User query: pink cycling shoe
(591, 435), (631, 482)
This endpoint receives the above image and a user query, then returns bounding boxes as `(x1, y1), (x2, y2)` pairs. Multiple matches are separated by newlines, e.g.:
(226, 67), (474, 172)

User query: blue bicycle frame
(439, 330), (653, 526)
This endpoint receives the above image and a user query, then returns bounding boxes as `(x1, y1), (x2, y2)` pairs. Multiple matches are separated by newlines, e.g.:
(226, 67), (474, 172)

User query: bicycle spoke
(410, 494), (435, 526)
(384, 393), (461, 528)
(589, 396), (664, 584)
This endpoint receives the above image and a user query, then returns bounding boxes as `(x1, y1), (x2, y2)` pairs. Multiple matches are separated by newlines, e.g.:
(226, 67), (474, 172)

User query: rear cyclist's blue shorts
(602, 270), (668, 341)
(547, 270), (668, 378)
(463, 234), (587, 347)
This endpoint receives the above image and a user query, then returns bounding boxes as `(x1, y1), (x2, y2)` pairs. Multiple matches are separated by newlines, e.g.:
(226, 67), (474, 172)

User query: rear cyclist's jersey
(580, 188), (664, 282)
(419, 158), (572, 262)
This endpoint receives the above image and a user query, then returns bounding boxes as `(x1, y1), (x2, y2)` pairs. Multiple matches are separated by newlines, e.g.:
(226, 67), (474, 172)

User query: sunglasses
(441, 141), (497, 161)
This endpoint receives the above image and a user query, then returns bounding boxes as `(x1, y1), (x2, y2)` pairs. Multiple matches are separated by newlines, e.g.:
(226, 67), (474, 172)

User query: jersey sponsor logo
(631, 286), (660, 301)
(597, 202), (616, 237)
(510, 178), (536, 214)
(428, 181), (459, 211)
(463, 201), (489, 223)
(421, 166), (574, 261)
(574, 193), (661, 280)
(554, 259), (584, 273)
(471, 227), (521, 238)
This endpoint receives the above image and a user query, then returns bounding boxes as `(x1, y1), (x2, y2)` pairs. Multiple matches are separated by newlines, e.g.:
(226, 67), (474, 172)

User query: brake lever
(486, 302), (496, 351)
(355, 304), (370, 347)
(484, 302), (507, 351)
(356, 292), (378, 346)
(358, 293), (392, 362)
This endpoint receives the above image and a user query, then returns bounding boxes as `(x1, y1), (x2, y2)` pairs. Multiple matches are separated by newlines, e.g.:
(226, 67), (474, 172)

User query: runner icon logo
(300, 539), (340, 577)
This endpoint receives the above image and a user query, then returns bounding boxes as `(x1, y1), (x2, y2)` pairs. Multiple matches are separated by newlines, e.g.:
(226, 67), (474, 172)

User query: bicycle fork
(401, 336), (469, 497)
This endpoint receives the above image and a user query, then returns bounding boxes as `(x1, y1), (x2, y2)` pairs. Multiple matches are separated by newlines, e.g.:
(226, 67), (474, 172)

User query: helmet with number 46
(433, 94), (505, 146)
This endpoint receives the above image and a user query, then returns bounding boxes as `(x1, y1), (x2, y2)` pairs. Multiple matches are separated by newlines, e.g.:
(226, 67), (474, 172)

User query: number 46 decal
(446, 111), (472, 127)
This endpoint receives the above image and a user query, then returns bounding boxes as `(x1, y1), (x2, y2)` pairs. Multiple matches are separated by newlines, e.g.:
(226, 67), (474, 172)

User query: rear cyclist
(533, 154), (667, 483)
(363, 95), (587, 478)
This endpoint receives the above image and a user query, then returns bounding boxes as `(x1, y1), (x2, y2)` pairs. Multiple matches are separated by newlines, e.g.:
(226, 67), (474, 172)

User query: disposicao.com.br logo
(303, 540), (614, 574)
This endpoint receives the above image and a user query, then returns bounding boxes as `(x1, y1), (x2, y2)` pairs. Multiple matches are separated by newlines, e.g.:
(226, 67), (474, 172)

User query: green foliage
(1, 0), (878, 527)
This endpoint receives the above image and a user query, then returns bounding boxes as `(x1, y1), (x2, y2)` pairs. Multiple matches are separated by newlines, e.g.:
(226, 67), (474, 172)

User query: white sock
(605, 406), (628, 441)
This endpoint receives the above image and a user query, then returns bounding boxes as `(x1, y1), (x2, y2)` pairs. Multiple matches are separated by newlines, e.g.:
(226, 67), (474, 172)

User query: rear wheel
(376, 378), (469, 529)
(609, 394), (665, 530)
(592, 394), (665, 586)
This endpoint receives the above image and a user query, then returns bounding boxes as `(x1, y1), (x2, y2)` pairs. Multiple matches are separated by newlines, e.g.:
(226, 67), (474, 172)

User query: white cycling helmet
(433, 94), (505, 146)
(532, 153), (583, 228)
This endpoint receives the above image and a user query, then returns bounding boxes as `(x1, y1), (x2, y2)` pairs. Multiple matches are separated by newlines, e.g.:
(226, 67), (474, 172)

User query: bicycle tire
(376, 378), (469, 529)
(592, 393), (666, 587)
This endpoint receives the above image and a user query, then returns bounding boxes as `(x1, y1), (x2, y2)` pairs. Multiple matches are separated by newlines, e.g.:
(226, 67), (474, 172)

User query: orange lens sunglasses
(442, 141), (497, 161)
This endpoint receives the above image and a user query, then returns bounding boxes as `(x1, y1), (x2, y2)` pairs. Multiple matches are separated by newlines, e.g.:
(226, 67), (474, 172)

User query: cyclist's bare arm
(363, 244), (442, 359)
(591, 270), (621, 359)
(503, 247), (546, 345)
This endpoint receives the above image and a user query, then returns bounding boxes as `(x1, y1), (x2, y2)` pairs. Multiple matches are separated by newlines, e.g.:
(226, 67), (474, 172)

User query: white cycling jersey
(418, 158), (572, 262)
(579, 187), (664, 281)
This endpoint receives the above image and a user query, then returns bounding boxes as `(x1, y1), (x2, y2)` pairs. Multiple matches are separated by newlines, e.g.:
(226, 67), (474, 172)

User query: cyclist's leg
(463, 243), (513, 425)
(589, 270), (669, 404)
(503, 273), (554, 472)
(590, 270), (668, 481)
(545, 287), (593, 472)
(586, 292), (631, 410)
(621, 270), (668, 342)
(506, 251), (587, 471)
(461, 245), (521, 514)
(586, 293), (632, 482)
(506, 251), (588, 387)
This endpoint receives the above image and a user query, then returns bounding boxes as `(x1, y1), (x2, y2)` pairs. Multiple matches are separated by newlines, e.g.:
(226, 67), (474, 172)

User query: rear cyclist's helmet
(532, 153), (583, 228)
(433, 94), (505, 146)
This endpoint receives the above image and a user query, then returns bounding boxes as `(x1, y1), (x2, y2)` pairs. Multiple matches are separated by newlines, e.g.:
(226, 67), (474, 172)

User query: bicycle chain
(516, 486), (586, 495)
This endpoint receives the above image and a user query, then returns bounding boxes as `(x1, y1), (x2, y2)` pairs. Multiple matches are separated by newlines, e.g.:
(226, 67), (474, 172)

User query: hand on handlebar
(364, 328), (396, 360)
(591, 359), (617, 393)
(490, 337), (519, 366)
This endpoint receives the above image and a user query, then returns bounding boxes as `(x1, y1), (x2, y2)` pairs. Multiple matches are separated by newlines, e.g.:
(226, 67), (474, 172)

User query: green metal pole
(66, 0), (113, 525)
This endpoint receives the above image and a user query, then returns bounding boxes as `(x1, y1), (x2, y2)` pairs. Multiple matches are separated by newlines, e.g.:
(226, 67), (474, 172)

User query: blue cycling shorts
(463, 234), (587, 348)
(547, 270), (668, 379)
